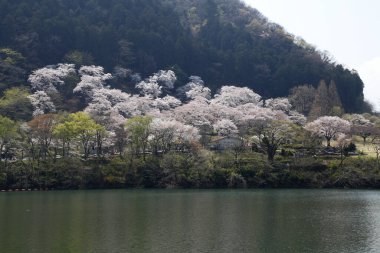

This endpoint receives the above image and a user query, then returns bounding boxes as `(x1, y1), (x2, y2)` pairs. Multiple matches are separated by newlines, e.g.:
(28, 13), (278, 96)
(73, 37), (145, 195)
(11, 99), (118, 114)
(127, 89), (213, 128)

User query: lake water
(1, 190), (380, 253)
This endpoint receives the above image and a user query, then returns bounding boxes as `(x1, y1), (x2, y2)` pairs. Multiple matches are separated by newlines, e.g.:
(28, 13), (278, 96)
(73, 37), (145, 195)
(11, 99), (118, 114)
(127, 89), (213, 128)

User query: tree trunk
(326, 138), (331, 147)
(267, 145), (276, 162)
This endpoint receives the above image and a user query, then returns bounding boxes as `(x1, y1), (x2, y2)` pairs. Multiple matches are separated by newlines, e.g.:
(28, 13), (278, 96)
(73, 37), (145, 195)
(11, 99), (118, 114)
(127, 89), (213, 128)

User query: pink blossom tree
(28, 63), (76, 93)
(28, 91), (56, 116)
(305, 116), (351, 147)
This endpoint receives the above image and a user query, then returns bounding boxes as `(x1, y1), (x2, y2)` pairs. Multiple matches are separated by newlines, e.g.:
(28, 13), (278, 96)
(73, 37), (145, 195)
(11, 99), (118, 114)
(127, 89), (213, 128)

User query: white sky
(243, 0), (380, 111)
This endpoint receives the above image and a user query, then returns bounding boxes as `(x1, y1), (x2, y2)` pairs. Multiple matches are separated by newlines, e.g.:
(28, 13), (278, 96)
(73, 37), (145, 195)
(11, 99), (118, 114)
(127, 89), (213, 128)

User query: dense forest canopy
(0, 0), (367, 113)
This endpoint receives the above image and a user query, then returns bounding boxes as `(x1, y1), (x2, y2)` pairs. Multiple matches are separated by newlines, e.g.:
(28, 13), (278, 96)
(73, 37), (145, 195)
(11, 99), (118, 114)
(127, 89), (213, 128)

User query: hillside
(0, 0), (366, 113)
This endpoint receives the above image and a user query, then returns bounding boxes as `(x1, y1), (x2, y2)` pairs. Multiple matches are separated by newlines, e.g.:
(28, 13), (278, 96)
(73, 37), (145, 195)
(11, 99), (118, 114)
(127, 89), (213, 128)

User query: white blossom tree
(251, 117), (293, 161)
(213, 119), (238, 137)
(115, 95), (157, 118)
(211, 86), (262, 107)
(84, 88), (130, 129)
(288, 111), (307, 126)
(113, 66), (132, 79)
(336, 133), (352, 166)
(136, 70), (177, 98)
(155, 95), (182, 111)
(149, 118), (179, 154)
(305, 116), (351, 147)
(265, 97), (292, 113)
(348, 114), (374, 145)
(172, 98), (212, 128)
(174, 123), (200, 151)
(177, 76), (211, 100)
(73, 65), (112, 97)
(28, 91), (56, 116)
(28, 63), (76, 92)
(136, 80), (162, 98)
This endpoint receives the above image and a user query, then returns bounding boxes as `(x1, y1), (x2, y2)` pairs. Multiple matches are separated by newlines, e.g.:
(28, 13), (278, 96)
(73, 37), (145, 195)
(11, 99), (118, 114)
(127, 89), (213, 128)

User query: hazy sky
(243, 0), (380, 110)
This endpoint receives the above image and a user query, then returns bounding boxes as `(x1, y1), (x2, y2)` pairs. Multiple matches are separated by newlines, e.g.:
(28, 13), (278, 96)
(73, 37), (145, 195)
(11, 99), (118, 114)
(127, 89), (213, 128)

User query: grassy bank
(2, 150), (380, 191)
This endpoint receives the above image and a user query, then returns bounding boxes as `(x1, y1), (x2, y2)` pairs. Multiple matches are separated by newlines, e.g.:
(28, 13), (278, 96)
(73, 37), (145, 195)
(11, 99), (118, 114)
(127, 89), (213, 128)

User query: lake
(0, 190), (380, 253)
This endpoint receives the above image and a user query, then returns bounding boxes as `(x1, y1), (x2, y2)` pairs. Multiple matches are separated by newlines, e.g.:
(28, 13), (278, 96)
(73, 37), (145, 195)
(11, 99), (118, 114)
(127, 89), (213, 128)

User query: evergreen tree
(328, 80), (344, 116)
(309, 80), (329, 119)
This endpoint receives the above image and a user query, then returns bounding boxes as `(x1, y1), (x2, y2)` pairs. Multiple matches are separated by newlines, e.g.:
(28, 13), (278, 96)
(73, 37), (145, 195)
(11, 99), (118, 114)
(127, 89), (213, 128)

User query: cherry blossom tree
(213, 119), (238, 137)
(177, 76), (211, 100)
(348, 114), (374, 145)
(336, 133), (352, 166)
(115, 95), (158, 118)
(28, 91), (56, 116)
(265, 97), (292, 113)
(211, 86), (262, 107)
(136, 70), (177, 98)
(305, 116), (351, 147)
(172, 98), (212, 128)
(250, 118), (294, 161)
(28, 63), (76, 92)
(136, 80), (162, 98)
(113, 66), (132, 79)
(149, 118), (178, 154)
(73, 65), (112, 97)
(174, 123), (200, 151)
(155, 95), (182, 111)
(237, 105), (288, 131)
(288, 111), (307, 126)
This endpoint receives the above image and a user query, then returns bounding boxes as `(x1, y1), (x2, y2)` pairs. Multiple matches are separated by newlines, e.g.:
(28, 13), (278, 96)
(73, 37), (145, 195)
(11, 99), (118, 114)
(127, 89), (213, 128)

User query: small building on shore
(208, 137), (244, 151)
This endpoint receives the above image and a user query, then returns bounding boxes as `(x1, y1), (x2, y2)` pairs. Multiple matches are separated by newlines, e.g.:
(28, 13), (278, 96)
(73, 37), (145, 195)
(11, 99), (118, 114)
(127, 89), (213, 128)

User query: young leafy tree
(0, 87), (33, 121)
(125, 116), (153, 160)
(54, 112), (104, 159)
(0, 116), (18, 159)
(53, 118), (75, 157)
(27, 114), (57, 159)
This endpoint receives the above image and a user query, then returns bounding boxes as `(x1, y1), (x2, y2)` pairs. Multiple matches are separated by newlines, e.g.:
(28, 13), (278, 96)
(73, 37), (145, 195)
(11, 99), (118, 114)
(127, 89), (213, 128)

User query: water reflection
(0, 190), (379, 253)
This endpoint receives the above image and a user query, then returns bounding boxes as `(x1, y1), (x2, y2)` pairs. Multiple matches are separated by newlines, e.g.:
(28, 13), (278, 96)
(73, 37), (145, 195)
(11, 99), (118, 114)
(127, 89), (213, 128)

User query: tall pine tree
(309, 80), (329, 119)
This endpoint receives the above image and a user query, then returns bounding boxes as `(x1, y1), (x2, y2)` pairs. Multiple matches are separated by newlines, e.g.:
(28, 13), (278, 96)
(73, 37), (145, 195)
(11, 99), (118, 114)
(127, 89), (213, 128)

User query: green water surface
(0, 190), (379, 253)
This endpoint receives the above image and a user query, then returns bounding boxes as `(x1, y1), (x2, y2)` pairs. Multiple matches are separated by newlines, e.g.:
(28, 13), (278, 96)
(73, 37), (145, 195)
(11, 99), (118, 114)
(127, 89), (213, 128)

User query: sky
(243, 0), (380, 111)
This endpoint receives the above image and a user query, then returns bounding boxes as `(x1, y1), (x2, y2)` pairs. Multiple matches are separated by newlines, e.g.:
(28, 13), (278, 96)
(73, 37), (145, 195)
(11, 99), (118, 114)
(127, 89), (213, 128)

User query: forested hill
(0, 0), (366, 112)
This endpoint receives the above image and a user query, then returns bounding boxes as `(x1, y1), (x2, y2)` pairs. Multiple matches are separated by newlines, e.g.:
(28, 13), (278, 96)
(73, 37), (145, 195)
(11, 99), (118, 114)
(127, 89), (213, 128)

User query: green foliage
(0, 115), (18, 148)
(63, 51), (94, 67)
(125, 116), (152, 159)
(53, 112), (105, 158)
(2, 152), (380, 190)
(0, 87), (33, 120)
(0, 48), (25, 65)
(0, 48), (26, 93)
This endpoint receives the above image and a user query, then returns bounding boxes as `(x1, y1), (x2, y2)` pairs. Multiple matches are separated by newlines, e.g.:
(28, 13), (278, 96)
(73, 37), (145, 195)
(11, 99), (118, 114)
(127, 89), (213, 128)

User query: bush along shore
(2, 150), (380, 191)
